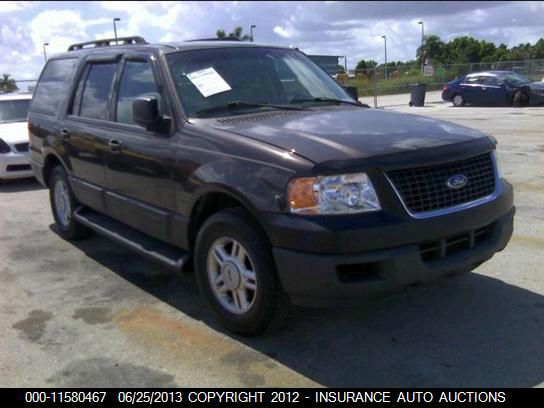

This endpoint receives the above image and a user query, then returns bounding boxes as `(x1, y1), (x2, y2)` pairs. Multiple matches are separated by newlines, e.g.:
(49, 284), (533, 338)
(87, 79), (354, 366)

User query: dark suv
(29, 37), (514, 335)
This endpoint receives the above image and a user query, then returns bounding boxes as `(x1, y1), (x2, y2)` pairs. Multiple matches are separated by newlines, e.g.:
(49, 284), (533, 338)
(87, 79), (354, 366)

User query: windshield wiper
(289, 97), (367, 107)
(195, 101), (306, 117)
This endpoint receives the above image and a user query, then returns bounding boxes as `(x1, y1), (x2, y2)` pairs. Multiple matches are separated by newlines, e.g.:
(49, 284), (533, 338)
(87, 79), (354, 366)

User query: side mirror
(133, 97), (160, 130)
(344, 86), (359, 102)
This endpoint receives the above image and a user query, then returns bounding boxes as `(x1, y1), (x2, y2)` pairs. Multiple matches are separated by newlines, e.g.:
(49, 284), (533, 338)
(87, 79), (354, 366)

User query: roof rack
(67, 36), (148, 51)
(185, 37), (242, 42)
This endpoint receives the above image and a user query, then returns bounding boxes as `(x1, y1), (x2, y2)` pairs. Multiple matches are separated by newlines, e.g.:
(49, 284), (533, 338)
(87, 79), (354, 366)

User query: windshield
(503, 73), (531, 86)
(166, 47), (353, 117)
(0, 99), (30, 123)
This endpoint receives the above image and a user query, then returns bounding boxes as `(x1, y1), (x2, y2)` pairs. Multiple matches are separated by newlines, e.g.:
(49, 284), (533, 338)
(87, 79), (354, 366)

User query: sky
(1, 1), (543, 81)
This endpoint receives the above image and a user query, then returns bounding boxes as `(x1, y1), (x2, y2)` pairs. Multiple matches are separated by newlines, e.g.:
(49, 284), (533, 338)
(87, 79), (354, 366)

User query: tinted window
(0, 99), (30, 123)
(31, 58), (77, 115)
(483, 76), (499, 86)
(79, 63), (117, 120)
(116, 61), (159, 125)
(503, 73), (531, 86)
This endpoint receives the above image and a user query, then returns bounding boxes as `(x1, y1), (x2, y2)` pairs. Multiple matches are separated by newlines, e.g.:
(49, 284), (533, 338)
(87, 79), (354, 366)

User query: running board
(73, 207), (190, 270)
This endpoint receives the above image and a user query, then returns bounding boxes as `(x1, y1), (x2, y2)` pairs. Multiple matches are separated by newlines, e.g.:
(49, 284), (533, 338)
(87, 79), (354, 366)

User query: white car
(0, 93), (33, 181)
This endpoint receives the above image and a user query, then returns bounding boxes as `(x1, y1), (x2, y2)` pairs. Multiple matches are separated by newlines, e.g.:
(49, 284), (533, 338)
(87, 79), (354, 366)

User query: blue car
(442, 70), (544, 107)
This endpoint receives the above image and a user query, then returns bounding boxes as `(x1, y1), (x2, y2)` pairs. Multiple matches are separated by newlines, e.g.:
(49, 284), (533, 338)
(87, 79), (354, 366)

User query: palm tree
(216, 27), (250, 41)
(0, 73), (18, 93)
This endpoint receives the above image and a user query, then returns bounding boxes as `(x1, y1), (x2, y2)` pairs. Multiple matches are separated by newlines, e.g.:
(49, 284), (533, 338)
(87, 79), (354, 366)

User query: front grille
(387, 153), (496, 215)
(15, 142), (29, 152)
(419, 224), (493, 262)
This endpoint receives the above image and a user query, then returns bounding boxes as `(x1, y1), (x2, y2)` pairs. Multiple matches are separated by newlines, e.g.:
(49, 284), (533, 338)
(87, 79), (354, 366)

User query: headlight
(492, 150), (502, 179)
(287, 172), (381, 215)
(0, 138), (11, 154)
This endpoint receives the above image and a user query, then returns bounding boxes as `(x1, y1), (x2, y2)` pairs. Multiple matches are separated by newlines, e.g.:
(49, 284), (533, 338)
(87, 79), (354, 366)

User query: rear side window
(116, 61), (160, 125)
(78, 63), (117, 120)
(31, 58), (77, 115)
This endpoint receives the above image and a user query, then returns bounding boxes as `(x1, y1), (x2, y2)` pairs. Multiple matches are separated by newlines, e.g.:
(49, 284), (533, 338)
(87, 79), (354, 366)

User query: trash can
(409, 83), (426, 107)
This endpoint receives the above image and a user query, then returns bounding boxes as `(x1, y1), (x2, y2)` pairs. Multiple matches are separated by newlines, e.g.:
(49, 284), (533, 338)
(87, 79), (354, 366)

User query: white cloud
(0, 1), (36, 14)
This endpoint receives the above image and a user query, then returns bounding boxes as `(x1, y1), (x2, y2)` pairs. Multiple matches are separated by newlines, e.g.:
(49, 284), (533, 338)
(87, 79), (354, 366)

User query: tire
(452, 93), (465, 107)
(512, 90), (528, 107)
(49, 166), (91, 240)
(194, 207), (290, 335)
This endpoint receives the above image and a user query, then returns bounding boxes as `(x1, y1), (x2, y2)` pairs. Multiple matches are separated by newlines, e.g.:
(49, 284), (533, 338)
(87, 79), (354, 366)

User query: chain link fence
(334, 59), (544, 107)
(0, 80), (37, 94)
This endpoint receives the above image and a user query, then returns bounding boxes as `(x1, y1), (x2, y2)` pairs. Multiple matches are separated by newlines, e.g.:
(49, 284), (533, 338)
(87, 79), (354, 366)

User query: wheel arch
(187, 184), (269, 251)
(42, 152), (69, 187)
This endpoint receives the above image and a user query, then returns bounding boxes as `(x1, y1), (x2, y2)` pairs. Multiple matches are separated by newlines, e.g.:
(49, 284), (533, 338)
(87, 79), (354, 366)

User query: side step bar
(73, 207), (190, 270)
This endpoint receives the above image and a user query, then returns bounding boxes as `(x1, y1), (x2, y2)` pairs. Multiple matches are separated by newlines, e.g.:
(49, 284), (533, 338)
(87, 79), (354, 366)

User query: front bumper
(264, 180), (514, 307)
(0, 152), (33, 179)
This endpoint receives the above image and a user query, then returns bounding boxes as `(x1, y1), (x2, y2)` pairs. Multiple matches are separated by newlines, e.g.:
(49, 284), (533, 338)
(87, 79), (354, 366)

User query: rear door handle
(109, 139), (122, 152)
(60, 129), (71, 140)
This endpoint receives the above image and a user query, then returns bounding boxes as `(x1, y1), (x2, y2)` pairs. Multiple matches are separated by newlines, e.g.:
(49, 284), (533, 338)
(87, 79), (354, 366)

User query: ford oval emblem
(446, 174), (468, 189)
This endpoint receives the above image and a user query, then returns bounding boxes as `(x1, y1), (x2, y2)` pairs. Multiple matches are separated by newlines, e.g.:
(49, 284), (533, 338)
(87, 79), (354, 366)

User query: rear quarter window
(31, 58), (77, 116)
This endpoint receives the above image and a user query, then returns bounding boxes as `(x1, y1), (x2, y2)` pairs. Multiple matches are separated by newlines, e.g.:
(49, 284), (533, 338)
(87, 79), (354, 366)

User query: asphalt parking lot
(1, 102), (543, 388)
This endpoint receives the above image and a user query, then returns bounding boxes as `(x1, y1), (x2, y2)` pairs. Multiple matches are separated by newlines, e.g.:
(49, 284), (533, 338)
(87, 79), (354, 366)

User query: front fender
(185, 158), (296, 216)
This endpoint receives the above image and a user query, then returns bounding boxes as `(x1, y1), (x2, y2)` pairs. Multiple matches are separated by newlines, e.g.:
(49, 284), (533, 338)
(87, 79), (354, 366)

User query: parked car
(0, 93), (33, 181)
(29, 37), (514, 335)
(442, 70), (544, 107)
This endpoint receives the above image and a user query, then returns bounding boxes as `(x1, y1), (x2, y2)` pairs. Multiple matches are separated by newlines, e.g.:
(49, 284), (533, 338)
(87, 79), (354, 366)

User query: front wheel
(49, 166), (91, 240)
(194, 208), (290, 335)
(452, 93), (465, 107)
(512, 90), (529, 107)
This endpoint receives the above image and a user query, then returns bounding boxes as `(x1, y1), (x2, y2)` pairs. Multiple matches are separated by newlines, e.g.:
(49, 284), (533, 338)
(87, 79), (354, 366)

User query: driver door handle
(109, 139), (122, 152)
(60, 129), (71, 140)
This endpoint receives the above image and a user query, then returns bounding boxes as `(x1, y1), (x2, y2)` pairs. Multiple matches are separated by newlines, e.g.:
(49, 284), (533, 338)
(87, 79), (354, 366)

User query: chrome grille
(15, 142), (29, 152)
(387, 153), (496, 215)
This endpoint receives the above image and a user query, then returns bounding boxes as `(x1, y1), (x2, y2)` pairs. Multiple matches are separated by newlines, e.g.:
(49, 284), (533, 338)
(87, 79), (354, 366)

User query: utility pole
(113, 18), (121, 44)
(382, 35), (387, 80)
(250, 25), (256, 42)
(42, 42), (49, 63)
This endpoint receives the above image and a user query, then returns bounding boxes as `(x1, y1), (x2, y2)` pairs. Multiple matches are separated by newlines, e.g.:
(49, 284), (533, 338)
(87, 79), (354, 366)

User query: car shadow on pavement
(60, 228), (544, 388)
(0, 178), (44, 193)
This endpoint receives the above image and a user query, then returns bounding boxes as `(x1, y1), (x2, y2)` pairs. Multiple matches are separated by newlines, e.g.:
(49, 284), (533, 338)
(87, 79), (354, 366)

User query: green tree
(216, 27), (251, 41)
(355, 59), (378, 71)
(0, 73), (18, 93)
(417, 34), (445, 65)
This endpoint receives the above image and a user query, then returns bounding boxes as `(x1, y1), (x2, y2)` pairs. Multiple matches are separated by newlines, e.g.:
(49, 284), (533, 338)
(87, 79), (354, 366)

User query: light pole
(382, 35), (387, 80)
(250, 25), (256, 42)
(418, 21), (425, 72)
(42, 42), (49, 63)
(113, 17), (121, 43)
(417, 21), (424, 46)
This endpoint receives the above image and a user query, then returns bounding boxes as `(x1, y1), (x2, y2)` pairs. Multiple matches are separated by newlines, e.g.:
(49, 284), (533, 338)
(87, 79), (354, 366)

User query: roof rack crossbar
(68, 36), (147, 51)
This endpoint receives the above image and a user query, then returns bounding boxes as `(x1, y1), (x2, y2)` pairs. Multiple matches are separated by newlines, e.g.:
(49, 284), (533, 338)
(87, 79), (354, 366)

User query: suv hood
(210, 107), (489, 163)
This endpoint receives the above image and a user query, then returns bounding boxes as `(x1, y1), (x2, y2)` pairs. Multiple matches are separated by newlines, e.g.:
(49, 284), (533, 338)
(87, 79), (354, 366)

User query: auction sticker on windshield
(186, 67), (232, 97)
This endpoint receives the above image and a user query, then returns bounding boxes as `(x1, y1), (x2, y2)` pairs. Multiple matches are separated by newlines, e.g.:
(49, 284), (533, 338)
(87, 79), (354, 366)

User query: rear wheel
(452, 93), (465, 107)
(49, 166), (91, 240)
(194, 208), (290, 335)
